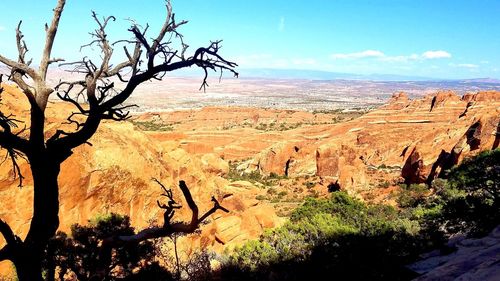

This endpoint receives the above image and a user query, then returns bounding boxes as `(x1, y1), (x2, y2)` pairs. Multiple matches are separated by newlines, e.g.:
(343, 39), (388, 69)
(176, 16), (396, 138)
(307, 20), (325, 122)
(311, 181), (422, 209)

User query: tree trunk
(13, 152), (61, 281)
(13, 252), (45, 281)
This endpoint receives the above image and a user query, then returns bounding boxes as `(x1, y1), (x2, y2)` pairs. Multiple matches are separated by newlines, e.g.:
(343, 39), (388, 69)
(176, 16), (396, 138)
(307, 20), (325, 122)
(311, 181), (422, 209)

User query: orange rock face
(240, 90), (499, 190)
(0, 81), (499, 275)
(0, 83), (282, 273)
(132, 89), (499, 193)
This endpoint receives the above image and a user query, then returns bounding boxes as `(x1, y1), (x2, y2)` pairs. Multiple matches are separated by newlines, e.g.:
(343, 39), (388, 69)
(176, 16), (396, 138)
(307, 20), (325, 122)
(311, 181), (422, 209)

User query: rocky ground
(0, 81), (498, 276)
(409, 225), (500, 280)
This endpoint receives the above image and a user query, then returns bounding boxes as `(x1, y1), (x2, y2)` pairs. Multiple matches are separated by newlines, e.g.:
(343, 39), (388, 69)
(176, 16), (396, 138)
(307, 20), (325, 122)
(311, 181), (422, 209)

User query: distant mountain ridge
(237, 68), (500, 83)
(2, 65), (499, 83)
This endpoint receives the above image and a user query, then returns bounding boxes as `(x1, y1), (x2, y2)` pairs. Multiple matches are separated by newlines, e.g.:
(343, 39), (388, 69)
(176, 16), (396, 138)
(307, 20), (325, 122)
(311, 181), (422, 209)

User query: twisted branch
(95, 180), (229, 279)
(0, 219), (22, 261)
(50, 1), (237, 152)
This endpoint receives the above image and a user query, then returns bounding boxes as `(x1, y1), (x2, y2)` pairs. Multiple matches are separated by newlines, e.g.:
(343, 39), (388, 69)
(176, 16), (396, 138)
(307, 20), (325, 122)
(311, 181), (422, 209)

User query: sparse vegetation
(377, 180), (391, 188)
(397, 183), (428, 208)
(215, 149), (499, 280)
(226, 161), (288, 187)
(303, 181), (316, 189)
(255, 195), (267, 201)
(131, 120), (174, 131)
(254, 121), (304, 131)
(28, 147), (498, 281)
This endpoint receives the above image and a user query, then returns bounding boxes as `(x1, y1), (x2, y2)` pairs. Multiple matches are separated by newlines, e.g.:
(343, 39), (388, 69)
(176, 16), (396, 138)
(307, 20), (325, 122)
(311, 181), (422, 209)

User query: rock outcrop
(239, 90), (500, 190)
(139, 90), (499, 192)
(0, 84), (281, 274)
(1, 80), (499, 276)
(409, 225), (500, 280)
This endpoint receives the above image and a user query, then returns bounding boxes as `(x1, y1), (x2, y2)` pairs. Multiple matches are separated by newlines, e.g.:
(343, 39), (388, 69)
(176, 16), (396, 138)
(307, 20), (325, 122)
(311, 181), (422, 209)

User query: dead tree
(96, 180), (229, 278)
(0, 1), (237, 280)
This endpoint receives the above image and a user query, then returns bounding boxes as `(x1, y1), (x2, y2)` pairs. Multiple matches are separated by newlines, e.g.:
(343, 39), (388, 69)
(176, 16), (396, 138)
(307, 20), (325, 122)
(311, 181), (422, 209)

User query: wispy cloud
(330, 50), (385, 60)
(421, 50), (451, 59)
(380, 54), (419, 62)
(278, 16), (285, 32)
(330, 49), (452, 62)
(457, 63), (479, 69)
(0, 26), (5, 32)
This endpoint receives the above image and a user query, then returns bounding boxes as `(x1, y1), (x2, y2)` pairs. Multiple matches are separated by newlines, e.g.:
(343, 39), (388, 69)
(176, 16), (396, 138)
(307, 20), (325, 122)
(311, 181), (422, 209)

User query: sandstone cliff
(132, 90), (499, 193)
(0, 83), (281, 273)
(0, 81), (499, 275)
(241, 90), (500, 191)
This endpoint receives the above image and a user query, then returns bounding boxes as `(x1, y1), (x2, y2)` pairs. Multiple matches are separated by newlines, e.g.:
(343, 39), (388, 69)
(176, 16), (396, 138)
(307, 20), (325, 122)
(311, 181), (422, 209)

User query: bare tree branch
(93, 180), (228, 279)
(0, 219), (22, 261)
(107, 180), (228, 243)
(0, 219), (17, 246)
(15, 21), (29, 65)
(0, 0), (237, 278)
(39, 0), (66, 80)
(50, 7), (237, 152)
(0, 76), (30, 186)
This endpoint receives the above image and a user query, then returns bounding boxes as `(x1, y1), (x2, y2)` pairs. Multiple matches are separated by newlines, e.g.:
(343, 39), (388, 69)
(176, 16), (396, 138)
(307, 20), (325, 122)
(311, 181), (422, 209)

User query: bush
(378, 180), (390, 188)
(43, 213), (163, 280)
(397, 184), (428, 208)
(303, 181), (315, 189)
(255, 195), (266, 200)
(224, 191), (424, 280)
(278, 191), (288, 197)
(438, 149), (500, 236)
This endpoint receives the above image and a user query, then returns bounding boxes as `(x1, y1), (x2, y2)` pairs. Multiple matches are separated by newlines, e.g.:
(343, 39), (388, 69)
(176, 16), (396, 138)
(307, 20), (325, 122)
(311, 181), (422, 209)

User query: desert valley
(0, 76), (499, 279)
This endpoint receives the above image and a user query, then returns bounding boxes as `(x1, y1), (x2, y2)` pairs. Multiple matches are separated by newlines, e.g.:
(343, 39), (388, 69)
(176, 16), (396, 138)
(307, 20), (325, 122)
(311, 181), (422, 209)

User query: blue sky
(0, 0), (499, 79)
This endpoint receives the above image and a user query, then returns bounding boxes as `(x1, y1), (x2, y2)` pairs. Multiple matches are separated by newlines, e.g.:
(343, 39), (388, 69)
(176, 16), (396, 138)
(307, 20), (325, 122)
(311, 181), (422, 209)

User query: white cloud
(278, 17), (285, 32)
(331, 50), (452, 61)
(421, 50), (452, 59)
(457, 63), (479, 68)
(0, 26), (5, 32)
(330, 50), (385, 60)
(449, 63), (480, 72)
(380, 54), (419, 62)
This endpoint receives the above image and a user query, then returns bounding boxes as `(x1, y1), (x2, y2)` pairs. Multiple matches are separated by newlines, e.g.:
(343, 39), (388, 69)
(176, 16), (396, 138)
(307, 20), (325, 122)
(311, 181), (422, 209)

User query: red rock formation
(1, 81), (499, 275)
(401, 146), (427, 184)
(242, 90), (500, 189)
(384, 92), (411, 110)
(0, 84), (282, 274)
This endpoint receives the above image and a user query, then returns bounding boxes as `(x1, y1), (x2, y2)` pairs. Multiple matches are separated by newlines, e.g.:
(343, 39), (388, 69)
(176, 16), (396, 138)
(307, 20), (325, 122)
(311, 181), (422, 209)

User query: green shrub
(438, 149), (500, 236)
(303, 181), (315, 189)
(43, 213), (163, 280)
(255, 195), (266, 201)
(378, 180), (390, 188)
(267, 187), (277, 195)
(397, 183), (428, 208)
(278, 191), (288, 197)
(224, 191), (424, 280)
